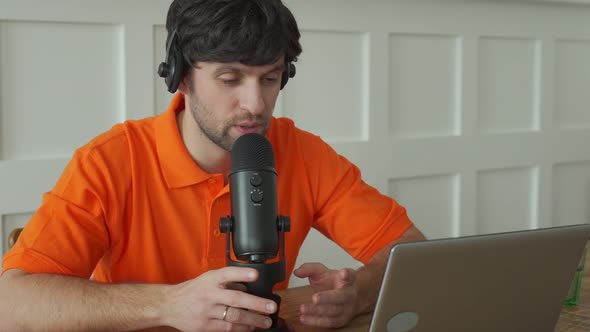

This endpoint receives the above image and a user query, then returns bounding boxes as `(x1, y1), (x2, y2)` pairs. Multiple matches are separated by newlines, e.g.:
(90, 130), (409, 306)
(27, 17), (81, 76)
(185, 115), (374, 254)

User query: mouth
(234, 122), (262, 135)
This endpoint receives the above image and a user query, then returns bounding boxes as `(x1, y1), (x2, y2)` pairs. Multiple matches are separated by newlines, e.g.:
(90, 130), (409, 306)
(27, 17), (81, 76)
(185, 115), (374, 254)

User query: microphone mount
(220, 215), (291, 331)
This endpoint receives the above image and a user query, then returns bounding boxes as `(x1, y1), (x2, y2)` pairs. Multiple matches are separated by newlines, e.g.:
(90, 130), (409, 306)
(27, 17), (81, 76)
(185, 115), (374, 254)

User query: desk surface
(555, 255), (590, 332)
(277, 249), (590, 332)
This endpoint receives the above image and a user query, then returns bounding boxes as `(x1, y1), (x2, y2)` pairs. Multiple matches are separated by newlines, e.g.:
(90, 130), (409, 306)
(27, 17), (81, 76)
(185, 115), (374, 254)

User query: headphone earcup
(158, 30), (186, 93)
(166, 48), (186, 93)
(280, 62), (296, 90)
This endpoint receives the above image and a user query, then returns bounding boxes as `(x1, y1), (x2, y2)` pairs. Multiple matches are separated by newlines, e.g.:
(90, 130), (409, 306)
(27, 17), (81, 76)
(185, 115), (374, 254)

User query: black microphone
(228, 133), (279, 263)
(220, 133), (291, 332)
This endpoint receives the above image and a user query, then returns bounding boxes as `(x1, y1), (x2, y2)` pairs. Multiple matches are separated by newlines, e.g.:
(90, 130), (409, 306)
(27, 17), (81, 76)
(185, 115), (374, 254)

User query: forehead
(196, 56), (285, 75)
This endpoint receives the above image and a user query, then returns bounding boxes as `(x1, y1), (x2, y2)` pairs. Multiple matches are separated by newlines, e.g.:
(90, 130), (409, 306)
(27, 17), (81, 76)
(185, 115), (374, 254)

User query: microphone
(228, 133), (279, 263)
(220, 133), (291, 332)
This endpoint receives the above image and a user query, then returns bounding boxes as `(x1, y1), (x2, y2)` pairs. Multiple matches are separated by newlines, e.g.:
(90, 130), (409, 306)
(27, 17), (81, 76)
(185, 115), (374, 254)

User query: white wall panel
(388, 34), (461, 138)
(1, 212), (32, 257)
(477, 37), (541, 133)
(1, 0), (590, 288)
(0, 159), (65, 211)
(0, 21), (124, 160)
(283, 31), (368, 142)
(476, 167), (538, 233)
(389, 174), (460, 239)
(554, 39), (590, 129)
(553, 161), (590, 226)
(290, 229), (362, 287)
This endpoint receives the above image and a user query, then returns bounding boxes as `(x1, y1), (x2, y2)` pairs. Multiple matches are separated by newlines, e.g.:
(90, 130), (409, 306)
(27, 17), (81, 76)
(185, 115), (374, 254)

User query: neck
(177, 109), (231, 179)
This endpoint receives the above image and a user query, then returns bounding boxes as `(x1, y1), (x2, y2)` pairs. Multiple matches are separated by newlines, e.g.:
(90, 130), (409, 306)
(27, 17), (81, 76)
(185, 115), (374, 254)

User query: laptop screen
(369, 224), (590, 332)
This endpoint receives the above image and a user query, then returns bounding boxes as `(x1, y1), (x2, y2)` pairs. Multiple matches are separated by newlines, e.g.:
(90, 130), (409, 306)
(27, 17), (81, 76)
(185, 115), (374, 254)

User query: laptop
(369, 224), (590, 332)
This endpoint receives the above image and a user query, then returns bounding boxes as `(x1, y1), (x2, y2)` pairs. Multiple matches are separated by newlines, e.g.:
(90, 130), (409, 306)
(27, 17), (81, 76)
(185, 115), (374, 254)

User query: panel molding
(1, 0), (589, 287)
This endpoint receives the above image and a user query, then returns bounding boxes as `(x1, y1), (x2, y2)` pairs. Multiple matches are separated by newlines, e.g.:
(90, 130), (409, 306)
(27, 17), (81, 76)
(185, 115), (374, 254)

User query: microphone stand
(220, 215), (291, 331)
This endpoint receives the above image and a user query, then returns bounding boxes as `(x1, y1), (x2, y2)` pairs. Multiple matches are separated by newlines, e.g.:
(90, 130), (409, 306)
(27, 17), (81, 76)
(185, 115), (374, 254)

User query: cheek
(208, 90), (240, 113)
(197, 94), (238, 119)
(263, 93), (279, 111)
(195, 79), (237, 105)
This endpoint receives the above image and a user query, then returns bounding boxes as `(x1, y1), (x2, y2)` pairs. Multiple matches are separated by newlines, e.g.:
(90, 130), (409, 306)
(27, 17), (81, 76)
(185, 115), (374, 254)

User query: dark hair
(166, 0), (302, 67)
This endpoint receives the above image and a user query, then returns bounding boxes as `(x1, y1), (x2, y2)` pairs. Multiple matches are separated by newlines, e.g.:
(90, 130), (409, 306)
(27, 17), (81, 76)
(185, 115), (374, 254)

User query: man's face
(185, 57), (285, 152)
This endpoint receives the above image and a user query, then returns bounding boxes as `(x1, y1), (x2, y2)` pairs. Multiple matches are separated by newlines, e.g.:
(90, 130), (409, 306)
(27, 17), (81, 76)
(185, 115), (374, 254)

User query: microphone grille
(230, 133), (276, 173)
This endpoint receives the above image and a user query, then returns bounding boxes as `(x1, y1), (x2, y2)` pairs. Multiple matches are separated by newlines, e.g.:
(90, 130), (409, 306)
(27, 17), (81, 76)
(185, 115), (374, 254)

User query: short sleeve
(304, 137), (413, 264)
(2, 148), (112, 277)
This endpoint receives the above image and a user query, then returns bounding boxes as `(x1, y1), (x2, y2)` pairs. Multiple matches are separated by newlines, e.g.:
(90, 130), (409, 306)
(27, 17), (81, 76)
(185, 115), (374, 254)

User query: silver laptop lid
(369, 224), (590, 332)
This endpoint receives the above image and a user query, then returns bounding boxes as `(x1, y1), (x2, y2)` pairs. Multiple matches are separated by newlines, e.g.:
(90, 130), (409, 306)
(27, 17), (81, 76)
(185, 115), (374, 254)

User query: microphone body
(230, 168), (278, 263)
(220, 133), (290, 332)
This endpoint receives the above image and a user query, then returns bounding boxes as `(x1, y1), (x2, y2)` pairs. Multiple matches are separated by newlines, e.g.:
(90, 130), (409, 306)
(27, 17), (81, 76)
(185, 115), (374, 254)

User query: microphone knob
(220, 216), (233, 233)
(249, 174), (262, 187)
(278, 216), (291, 232)
(250, 254), (266, 264)
(250, 189), (263, 203)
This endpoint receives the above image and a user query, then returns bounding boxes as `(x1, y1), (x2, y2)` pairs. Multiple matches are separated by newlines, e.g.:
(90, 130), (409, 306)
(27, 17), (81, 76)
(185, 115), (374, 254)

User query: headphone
(157, 30), (296, 93)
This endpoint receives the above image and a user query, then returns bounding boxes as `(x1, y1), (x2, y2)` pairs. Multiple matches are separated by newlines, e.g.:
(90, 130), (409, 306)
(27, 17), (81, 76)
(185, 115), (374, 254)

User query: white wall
(0, 0), (589, 288)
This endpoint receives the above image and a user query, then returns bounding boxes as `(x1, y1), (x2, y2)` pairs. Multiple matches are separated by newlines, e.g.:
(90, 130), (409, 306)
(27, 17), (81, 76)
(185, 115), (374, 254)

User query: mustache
(229, 114), (269, 125)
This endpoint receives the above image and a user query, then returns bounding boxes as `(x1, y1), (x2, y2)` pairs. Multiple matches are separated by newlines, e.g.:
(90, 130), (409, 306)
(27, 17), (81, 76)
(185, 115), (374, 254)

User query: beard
(188, 93), (271, 152)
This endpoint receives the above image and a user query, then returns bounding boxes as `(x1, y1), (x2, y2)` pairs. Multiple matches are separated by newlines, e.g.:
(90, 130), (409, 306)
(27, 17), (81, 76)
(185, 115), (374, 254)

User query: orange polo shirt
(2, 93), (413, 288)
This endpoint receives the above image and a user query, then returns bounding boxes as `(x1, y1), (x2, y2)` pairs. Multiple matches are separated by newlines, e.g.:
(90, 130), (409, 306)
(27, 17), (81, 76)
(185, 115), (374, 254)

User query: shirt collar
(155, 93), (213, 188)
(155, 93), (278, 189)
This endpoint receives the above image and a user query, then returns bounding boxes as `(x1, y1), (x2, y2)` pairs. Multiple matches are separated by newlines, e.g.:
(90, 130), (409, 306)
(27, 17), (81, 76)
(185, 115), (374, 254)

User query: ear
(178, 77), (189, 95)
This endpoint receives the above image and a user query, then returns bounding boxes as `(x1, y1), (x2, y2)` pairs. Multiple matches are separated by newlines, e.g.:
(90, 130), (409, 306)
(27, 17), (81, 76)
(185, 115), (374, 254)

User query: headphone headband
(157, 30), (296, 93)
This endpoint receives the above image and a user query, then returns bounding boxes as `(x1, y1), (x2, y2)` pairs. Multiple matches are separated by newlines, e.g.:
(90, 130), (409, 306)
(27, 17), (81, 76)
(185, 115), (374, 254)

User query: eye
(218, 74), (241, 86)
(262, 76), (280, 85)
(221, 78), (240, 86)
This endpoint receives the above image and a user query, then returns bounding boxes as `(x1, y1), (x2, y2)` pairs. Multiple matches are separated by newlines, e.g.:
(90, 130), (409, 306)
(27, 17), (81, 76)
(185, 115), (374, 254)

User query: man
(0, 0), (425, 331)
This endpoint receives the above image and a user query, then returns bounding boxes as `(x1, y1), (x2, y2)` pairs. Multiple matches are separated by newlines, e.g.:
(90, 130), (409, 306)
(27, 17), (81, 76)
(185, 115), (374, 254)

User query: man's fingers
(311, 288), (352, 305)
(338, 268), (356, 285)
(215, 288), (277, 315)
(225, 282), (247, 292)
(223, 306), (273, 330)
(206, 319), (256, 332)
(211, 266), (259, 285)
(300, 300), (352, 329)
(209, 304), (273, 330)
(300, 302), (343, 316)
(300, 311), (349, 328)
(293, 262), (328, 278)
(299, 295), (354, 328)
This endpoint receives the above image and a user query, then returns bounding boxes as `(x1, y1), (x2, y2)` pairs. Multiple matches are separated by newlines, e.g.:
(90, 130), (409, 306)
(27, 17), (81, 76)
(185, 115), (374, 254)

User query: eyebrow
(212, 63), (285, 77)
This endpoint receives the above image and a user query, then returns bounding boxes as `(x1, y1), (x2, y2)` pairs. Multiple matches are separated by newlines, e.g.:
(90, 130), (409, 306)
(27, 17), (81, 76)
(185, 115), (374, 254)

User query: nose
(238, 82), (265, 115)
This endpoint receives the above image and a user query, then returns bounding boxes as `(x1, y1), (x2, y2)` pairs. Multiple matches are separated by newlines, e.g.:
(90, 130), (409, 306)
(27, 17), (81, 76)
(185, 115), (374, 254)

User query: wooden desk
(278, 251), (590, 332)
(554, 247), (590, 331)
(278, 286), (370, 332)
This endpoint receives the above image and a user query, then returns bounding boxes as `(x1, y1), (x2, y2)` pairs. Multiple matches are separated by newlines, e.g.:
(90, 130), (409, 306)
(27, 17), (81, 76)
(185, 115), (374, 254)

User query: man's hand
(292, 226), (426, 329)
(293, 263), (359, 328)
(163, 267), (277, 332)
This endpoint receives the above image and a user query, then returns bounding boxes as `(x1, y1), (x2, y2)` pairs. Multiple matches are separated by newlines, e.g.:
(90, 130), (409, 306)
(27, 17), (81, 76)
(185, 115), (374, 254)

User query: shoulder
(267, 117), (349, 185)
(267, 117), (329, 154)
(77, 116), (157, 161)
(58, 116), (158, 192)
